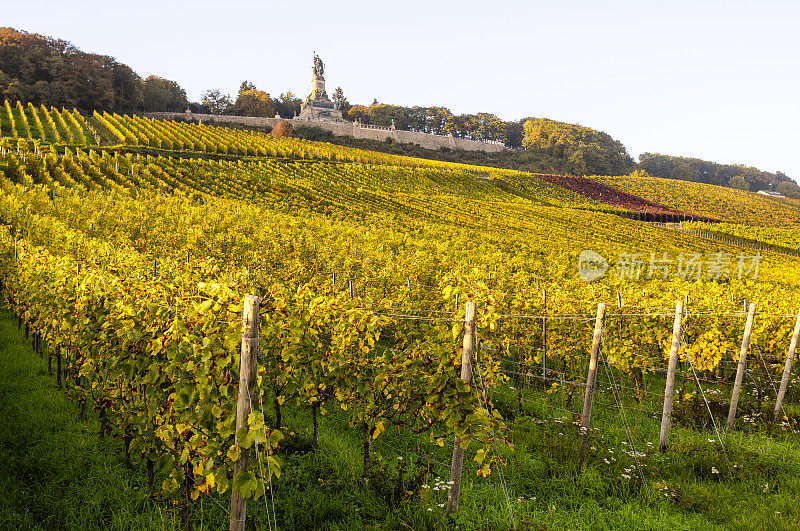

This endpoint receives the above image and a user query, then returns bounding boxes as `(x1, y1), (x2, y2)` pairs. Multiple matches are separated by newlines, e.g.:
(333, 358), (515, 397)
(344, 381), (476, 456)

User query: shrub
(272, 121), (293, 137)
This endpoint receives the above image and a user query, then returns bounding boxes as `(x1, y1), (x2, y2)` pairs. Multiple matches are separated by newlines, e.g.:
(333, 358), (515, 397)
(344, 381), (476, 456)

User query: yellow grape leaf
(372, 420), (385, 440)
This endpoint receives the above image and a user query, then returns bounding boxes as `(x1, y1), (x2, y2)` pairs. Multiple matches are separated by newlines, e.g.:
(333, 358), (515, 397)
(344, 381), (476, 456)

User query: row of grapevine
(50, 105), (75, 143)
(4, 100), (16, 138)
(14, 100), (32, 138)
(93, 110), (127, 144)
(26, 102), (46, 140)
(0, 100), (102, 147)
(4, 149), (799, 374)
(0, 176), (506, 508)
(2, 100), (493, 171)
(64, 107), (91, 144)
(38, 105), (62, 143)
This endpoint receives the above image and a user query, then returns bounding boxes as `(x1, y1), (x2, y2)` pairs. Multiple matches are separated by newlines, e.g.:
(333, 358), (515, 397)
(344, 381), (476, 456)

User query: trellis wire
(245, 380), (277, 531)
(681, 323), (734, 479)
(600, 356), (648, 487)
(472, 344), (517, 529)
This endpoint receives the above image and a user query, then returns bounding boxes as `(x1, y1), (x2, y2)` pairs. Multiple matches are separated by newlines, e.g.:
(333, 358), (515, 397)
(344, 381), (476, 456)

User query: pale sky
(4, 0), (799, 180)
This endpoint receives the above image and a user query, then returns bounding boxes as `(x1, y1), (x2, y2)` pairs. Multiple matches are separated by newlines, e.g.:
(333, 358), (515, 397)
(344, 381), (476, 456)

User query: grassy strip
(0, 309), (174, 530)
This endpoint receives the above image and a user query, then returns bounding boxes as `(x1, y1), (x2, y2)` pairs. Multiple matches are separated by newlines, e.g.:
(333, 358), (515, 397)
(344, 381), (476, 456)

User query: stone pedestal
(296, 56), (345, 123)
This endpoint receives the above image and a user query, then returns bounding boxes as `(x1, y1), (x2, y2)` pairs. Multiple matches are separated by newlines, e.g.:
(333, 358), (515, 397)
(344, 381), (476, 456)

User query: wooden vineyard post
(659, 300), (684, 451)
(727, 302), (756, 431)
(446, 301), (476, 514)
(774, 308), (800, 422)
(230, 295), (260, 531)
(578, 303), (606, 466)
(56, 347), (62, 389)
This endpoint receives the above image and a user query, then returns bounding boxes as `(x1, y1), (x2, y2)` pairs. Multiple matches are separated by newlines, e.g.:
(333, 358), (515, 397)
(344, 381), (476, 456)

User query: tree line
(0, 27), (187, 113)
(638, 153), (798, 197)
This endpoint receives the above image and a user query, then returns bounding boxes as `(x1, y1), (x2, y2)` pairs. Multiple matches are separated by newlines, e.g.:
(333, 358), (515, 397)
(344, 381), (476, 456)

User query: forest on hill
(0, 27), (187, 112)
(638, 153), (798, 196)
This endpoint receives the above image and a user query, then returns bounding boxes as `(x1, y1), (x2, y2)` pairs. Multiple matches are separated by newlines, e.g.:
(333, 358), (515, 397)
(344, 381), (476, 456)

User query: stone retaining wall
(144, 112), (508, 153)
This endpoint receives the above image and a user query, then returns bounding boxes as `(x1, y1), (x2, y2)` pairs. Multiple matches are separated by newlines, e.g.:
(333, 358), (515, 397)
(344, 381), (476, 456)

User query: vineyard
(593, 174), (800, 228)
(2, 101), (800, 529)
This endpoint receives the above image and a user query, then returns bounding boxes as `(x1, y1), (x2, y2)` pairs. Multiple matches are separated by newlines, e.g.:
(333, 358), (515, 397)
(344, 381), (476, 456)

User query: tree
(426, 107), (452, 135)
(638, 153), (790, 191)
(232, 89), (274, 117)
(523, 118), (633, 175)
(445, 114), (479, 138)
(729, 175), (749, 191)
(347, 104), (370, 124)
(200, 89), (232, 115)
(141, 76), (187, 112)
(187, 101), (209, 113)
(474, 113), (506, 142)
(405, 106), (427, 132)
(504, 120), (524, 148)
(238, 80), (256, 95)
(331, 87), (351, 116)
(110, 62), (143, 111)
(368, 104), (409, 129)
(272, 121), (293, 137)
(776, 181), (800, 199)
(273, 91), (302, 118)
(57, 52), (116, 111)
(0, 27), (149, 112)
(565, 145), (602, 176)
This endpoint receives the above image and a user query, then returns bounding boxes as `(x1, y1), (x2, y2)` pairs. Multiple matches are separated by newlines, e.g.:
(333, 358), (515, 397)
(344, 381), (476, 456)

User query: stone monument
(296, 53), (345, 122)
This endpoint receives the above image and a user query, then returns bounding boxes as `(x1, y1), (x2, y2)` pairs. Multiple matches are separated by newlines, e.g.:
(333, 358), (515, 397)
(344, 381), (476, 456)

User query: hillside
(594, 173), (800, 228)
(638, 153), (797, 196)
(3, 102), (800, 530)
(1, 103), (797, 288)
(293, 120), (636, 177)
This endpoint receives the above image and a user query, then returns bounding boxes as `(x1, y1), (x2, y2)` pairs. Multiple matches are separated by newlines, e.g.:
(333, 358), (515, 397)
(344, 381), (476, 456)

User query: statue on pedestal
(297, 52), (345, 123)
(313, 53), (325, 78)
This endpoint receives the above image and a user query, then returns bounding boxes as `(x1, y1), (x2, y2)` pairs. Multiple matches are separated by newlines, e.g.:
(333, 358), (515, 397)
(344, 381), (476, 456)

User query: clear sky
(5, 0), (799, 181)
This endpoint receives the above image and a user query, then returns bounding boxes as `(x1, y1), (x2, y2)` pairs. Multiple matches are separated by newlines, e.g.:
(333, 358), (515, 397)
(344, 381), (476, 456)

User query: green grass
(2, 307), (800, 529)
(0, 310), (174, 530)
